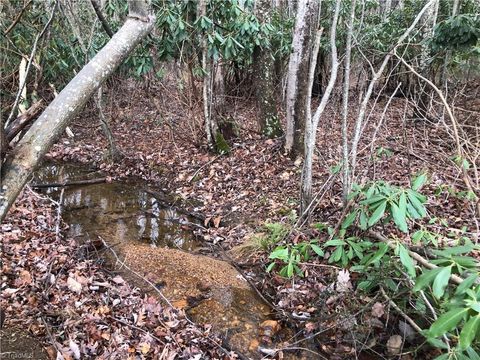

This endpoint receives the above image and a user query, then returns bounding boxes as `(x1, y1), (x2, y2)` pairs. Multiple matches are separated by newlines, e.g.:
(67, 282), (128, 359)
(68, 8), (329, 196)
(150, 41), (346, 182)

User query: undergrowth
(262, 174), (480, 359)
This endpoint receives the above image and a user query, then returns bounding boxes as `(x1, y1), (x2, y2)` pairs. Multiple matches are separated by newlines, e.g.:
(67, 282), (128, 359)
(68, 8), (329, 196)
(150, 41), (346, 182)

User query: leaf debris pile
(1, 190), (234, 359)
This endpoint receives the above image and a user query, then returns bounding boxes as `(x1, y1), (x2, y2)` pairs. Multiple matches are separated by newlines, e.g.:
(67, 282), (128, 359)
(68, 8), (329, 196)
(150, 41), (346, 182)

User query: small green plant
(321, 228), (372, 267)
(347, 174), (428, 233)
(267, 239), (324, 278)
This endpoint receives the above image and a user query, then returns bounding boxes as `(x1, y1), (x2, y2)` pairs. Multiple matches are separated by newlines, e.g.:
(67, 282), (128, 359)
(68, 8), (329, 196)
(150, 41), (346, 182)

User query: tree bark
(0, 0), (155, 222)
(5, 100), (44, 143)
(90, 0), (114, 38)
(198, 0), (215, 149)
(96, 87), (122, 161)
(285, 0), (319, 159)
(253, 0), (282, 138)
(341, 0), (357, 203)
(301, 0), (340, 217)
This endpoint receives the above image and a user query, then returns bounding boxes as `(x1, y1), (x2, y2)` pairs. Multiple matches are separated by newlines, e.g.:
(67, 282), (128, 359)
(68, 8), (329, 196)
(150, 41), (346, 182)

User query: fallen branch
(380, 287), (423, 334)
(368, 230), (464, 285)
(5, 99), (44, 142)
(31, 177), (107, 189)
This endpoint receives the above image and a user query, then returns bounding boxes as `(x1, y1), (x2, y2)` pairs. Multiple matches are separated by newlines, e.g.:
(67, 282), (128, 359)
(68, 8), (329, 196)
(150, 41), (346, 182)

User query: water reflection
(35, 163), (199, 251)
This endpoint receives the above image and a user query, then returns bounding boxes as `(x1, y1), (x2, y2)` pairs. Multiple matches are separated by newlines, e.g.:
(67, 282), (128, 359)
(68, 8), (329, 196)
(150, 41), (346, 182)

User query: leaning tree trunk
(253, 0), (282, 138)
(285, 0), (319, 159)
(0, 0), (155, 222)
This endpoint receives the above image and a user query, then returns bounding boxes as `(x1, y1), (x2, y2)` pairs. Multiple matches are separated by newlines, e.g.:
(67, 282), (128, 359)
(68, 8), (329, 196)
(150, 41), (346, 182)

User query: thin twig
(380, 287), (423, 334)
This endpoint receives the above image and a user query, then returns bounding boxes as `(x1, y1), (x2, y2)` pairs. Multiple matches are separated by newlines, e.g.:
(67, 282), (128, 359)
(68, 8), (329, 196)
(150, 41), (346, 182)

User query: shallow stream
(34, 162), (292, 359)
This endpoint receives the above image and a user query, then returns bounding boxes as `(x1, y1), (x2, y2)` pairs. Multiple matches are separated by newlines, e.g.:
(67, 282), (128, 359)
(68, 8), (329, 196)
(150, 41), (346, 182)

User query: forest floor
(2, 77), (479, 359)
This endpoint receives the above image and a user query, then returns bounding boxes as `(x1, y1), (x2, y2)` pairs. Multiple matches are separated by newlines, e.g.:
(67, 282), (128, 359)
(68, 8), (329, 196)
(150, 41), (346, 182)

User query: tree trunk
(301, 0), (340, 217)
(413, 0), (438, 120)
(349, 0), (437, 186)
(0, 0), (155, 222)
(199, 0), (215, 150)
(341, 0), (357, 203)
(285, 0), (319, 159)
(96, 87), (122, 161)
(253, 0), (282, 138)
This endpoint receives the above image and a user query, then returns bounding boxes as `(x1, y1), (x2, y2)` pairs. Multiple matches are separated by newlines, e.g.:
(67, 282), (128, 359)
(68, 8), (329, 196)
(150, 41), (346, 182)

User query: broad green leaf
(407, 190), (427, 217)
(359, 210), (368, 230)
(407, 203), (422, 219)
(360, 194), (385, 205)
(310, 244), (324, 257)
(391, 202), (408, 232)
(466, 347), (480, 360)
(287, 262), (294, 278)
(412, 173), (428, 191)
(266, 262), (275, 272)
(471, 302), (480, 313)
(455, 274), (478, 295)
(429, 308), (469, 337)
(269, 247), (288, 260)
(452, 256), (479, 269)
(412, 230), (424, 243)
(365, 243), (389, 265)
(432, 266), (452, 299)
(413, 267), (443, 292)
(331, 247), (343, 263)
(342, 210), (357, 229)
(399, 192), (407, 220)
(368, 200), (387, 227)
(398, 244), (416, 277)
(459, 314), (480, 349)
(427, 337), (450, 350)
(324, 239), (347, 247)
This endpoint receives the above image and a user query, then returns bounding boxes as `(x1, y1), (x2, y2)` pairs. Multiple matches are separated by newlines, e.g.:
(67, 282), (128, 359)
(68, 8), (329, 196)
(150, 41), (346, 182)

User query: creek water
(34, 162), (296, 359)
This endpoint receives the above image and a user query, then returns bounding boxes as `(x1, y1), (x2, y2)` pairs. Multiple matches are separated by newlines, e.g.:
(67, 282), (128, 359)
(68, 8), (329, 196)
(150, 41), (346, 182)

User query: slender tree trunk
(0, 0), (155, 222)
(441, 0), (460, 87)
(285, 0), (319, 159)
(96, 87), (122, 161)
(301, 0), (340, 217)
(414, 0), (438, 120)
(199, 0), (215, 149)
(349, 0), (437, 186)
(341, 0), (357, 202)
(89, 0), (114, 38)
(253, 0), (282, 138)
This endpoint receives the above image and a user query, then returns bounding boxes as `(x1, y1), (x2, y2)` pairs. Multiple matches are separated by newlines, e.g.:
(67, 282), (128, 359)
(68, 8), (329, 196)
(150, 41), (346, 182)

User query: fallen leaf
(69, 339), (81, 360)
(140, 342), (151, 354)
(213, 216), (221, 228)
(67, 276), (82, 294)
(371, 302), (385, 318)
(387, 335), (403, 355)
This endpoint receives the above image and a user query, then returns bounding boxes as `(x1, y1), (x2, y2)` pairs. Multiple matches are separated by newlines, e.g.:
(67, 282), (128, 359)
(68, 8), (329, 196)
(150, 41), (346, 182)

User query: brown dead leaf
(140, 342), (151, 354)
(204, 217), (211, 227)
(213, 216), (221, 228)
(371, 302), (385, 318)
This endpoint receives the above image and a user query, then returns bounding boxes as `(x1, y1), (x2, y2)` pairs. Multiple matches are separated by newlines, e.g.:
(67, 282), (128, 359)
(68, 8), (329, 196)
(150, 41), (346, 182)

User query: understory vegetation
(1, 0), (480, 359)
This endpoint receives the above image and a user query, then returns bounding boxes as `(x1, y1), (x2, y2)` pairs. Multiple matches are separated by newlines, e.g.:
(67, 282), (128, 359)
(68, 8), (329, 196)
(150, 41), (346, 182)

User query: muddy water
(34, 163), (284, 359)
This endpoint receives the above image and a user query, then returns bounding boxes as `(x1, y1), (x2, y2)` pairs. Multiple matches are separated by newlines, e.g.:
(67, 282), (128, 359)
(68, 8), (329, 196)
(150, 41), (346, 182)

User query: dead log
(0, 0), (155, 222)
(5, 100), (44, 142)
(31, 177), (107, 189)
